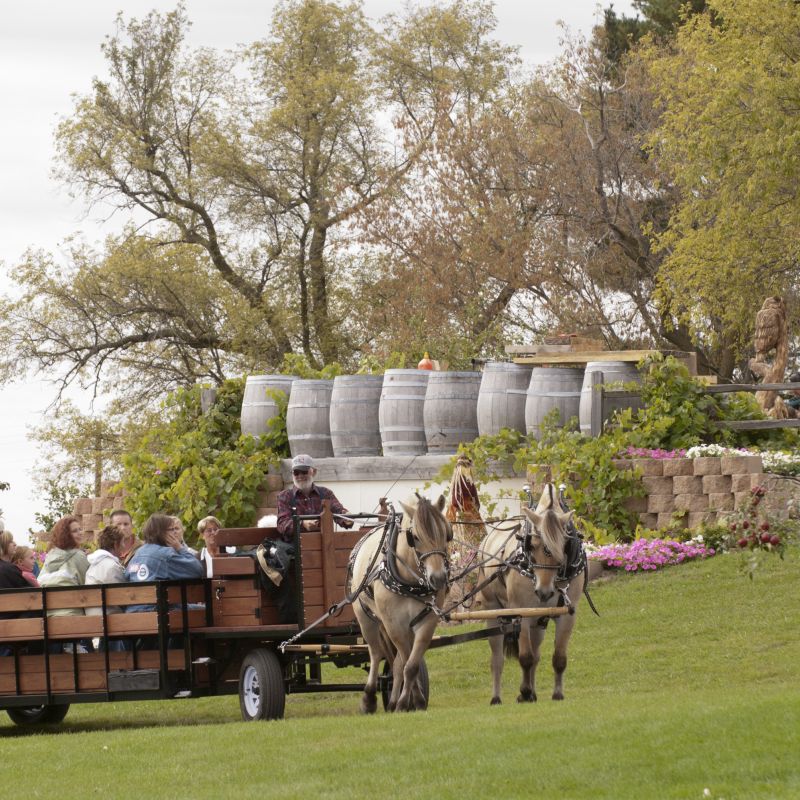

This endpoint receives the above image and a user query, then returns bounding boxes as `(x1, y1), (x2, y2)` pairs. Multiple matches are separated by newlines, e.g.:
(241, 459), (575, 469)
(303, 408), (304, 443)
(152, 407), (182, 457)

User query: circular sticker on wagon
(136, 564), (150, 581)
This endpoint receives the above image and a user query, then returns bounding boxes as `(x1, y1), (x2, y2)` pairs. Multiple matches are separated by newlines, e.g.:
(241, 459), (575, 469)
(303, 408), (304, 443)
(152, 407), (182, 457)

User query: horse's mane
(405, 493), (449, 546)
(536, 508), (567, 563)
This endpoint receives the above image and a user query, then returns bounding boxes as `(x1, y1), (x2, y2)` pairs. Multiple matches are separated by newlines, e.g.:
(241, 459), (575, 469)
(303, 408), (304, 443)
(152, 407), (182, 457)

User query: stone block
(612, 459), (634, 471)
(662, 458), (694, 477)
(702, 475), (732, 494)
(638, 513), (659, 530)
(731, 473), (753, 493)
(100, 480), (116, 495)
(674, 493), (709, 512)
(686, 511), (712, 529)
(693, 457), (721, 476)
(112, 496), (126, 510)
(263, 473), (285, 491)
(750, 474), (768, 490)
(673, 476), (704, 494)
(658, 512), (687, 530)
(646, 494), (675, 513)
(720, 454), (763, 475)
(266, 490), (281, 507)
(642, 476), (673, 495)
(73, 497), (92, 515)
(708, 492), (734, 511)
(624, 496), (648, 513)
(91, 497), (105, 515)
(82, 513), (102, 531)
(633, 458), (664, 477)
(734, 491), (752, 511)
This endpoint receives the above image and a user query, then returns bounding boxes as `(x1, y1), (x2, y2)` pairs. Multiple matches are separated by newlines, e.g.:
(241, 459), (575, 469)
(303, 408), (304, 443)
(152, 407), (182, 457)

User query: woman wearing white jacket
(86, 525), (126, 618)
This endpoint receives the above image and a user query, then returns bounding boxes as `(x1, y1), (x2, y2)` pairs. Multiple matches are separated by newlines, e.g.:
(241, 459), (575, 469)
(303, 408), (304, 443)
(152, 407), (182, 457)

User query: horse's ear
(436, 494), (446, 512)
(522, 507), (543, 528)
(399, 500), (415, 519)
(446, 522), (453, 542)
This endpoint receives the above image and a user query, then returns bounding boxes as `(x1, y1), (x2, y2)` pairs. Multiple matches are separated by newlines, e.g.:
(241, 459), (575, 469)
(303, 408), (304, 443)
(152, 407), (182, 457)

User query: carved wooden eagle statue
(754, 296), (787, 361)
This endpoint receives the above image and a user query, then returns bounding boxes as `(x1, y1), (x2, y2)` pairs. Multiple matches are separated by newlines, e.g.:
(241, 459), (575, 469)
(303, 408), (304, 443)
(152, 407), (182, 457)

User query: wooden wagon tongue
(447, 606), (573, 621)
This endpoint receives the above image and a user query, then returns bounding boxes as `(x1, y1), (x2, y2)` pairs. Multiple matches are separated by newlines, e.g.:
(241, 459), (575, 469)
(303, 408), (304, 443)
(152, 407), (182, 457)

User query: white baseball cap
(291, 454), (314, 471)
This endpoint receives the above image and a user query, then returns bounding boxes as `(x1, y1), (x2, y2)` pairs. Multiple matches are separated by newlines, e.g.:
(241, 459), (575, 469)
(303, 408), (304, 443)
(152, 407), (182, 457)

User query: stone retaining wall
(618, 455), (765, 530)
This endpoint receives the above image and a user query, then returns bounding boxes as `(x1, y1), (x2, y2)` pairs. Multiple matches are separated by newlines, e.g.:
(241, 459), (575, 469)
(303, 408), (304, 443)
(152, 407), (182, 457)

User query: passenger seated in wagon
(124, 514), (204, 608)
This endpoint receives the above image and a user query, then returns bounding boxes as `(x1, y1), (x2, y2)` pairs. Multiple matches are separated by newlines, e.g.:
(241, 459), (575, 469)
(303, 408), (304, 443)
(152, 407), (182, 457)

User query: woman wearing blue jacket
(124, 514), (204, 612)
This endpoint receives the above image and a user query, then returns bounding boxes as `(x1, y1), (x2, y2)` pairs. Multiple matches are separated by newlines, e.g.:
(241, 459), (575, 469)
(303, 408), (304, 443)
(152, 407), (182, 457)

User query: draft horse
(350, 493), (452, 713)
(476, 483), (586, 704)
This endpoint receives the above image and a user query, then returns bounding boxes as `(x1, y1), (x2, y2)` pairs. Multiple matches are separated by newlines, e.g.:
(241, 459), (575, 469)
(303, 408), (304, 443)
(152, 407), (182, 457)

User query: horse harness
(510, 516), (598, 623)
(354, 511), (449, 628)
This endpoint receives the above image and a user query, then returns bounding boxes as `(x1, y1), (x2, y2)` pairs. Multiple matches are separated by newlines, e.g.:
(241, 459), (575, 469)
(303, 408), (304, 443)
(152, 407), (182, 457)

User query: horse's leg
(396, 614), (437, 712)
(517, 620), (545, 703)
(488, 621), (505, 705)
(387, 645), (408, 712)
(355, 613), (384, 714)
(397, 635), (426, 711)
(552, 606), (579, 700)
(361, 645), (382, 714)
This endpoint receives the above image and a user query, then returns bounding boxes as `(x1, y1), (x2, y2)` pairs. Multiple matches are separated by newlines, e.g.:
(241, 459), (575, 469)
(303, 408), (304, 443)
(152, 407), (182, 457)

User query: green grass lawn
(1, 551), (798, 799)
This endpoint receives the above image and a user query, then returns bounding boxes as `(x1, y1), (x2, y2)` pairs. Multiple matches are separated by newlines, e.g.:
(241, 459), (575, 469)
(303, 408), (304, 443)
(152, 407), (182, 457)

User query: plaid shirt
(276, 484), (350, 541)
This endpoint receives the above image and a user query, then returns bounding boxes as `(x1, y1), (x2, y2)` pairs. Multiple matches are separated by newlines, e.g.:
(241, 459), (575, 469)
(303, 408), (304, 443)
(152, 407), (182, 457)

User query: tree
(358, 32), (728, 371)
(597, 0), (709, 63)
(0, 1), (516, 399)
(645, 0), (800, 363)
(121, 379), (282, 533)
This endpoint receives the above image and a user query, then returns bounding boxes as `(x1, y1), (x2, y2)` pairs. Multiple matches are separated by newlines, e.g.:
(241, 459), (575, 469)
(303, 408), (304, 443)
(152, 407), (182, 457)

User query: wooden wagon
(0, 502), (560, 726)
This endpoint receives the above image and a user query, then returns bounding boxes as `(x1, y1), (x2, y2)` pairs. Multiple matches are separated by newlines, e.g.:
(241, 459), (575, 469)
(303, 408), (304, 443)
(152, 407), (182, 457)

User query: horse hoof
(516, 691), (536, 703)
(360, 692), (377, 714)
(386, 701), (397, 713)
(490, 696), (502, 706)
(552, 692), (564, 701)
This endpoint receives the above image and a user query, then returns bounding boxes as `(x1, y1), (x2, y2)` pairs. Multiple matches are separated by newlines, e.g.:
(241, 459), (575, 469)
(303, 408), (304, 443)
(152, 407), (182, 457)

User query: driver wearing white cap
(276, 454), (353, 541)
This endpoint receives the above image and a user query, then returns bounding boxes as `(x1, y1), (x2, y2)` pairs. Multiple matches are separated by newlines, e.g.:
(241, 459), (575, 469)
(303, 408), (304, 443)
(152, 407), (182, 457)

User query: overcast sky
(0, 0), (635, 536)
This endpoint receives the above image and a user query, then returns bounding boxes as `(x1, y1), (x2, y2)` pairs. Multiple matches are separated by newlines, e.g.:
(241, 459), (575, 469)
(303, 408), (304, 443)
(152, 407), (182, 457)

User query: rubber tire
(380, 657), (429, 711)
(6, 704), (70, 726)
(238, 648), (286, 721)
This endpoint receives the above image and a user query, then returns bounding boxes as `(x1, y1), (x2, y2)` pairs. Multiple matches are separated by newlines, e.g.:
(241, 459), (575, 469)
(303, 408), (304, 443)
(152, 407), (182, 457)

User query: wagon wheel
(6, 704), (70, 726)
(380, 658), (429, 711)
(239, 648), (286, 721)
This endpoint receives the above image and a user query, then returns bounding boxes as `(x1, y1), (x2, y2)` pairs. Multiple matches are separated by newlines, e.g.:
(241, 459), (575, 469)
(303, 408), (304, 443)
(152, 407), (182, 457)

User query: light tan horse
(476, 483), (585, 704)
(350, 493), (452, 713)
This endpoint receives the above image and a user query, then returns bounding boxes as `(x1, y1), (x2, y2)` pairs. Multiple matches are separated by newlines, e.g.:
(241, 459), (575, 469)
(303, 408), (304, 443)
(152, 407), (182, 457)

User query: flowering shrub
(684, 444), (800, 477)
(759, 450), (800, 475)
(588, 537), (715, 572)
(685, 444), (751, 458)
(623, 447), (686, 459)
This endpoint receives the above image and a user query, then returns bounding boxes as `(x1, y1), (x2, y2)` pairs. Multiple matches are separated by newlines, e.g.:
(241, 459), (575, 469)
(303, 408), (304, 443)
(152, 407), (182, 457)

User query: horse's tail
(503, 630), (519, 659)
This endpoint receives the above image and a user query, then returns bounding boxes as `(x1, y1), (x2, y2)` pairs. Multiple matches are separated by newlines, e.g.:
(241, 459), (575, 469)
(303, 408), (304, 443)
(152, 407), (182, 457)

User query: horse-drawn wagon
(0, 486), (590, 727)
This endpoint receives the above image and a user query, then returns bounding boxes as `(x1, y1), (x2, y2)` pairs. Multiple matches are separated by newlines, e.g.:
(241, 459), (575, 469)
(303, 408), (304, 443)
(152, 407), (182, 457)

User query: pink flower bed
(589, 538), (715, 572)
(622, 447), (687, 460)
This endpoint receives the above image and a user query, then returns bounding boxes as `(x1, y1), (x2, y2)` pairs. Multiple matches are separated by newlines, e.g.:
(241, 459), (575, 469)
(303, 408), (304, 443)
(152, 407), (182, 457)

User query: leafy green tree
(121, 378), (284, 534)
(645, 0), (800, 362)
(0, 1), (515, 399)
(597, 0), (709, 62)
